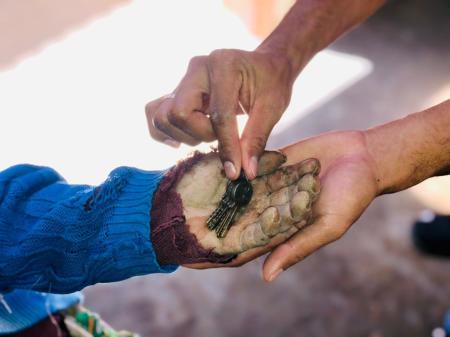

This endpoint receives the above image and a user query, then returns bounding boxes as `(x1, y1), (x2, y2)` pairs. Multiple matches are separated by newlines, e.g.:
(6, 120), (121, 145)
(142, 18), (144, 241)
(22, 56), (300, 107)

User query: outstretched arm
(146, 0), (386, 180)
(0, 151), (320, 292)
(0, 165), (175, 294)
(367, 101), (450, 193)
(263, 99), (450, 282)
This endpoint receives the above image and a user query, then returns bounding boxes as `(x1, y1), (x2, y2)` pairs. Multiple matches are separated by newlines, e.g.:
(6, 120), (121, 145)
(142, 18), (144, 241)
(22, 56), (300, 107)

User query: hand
(151, 150), (320, 266)
(145, 49), (295, 180)
(262, 131), (380, 281)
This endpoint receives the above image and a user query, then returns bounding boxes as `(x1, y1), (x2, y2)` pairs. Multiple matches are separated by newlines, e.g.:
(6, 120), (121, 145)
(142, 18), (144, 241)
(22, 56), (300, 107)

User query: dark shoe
(412, 210), (450, 257)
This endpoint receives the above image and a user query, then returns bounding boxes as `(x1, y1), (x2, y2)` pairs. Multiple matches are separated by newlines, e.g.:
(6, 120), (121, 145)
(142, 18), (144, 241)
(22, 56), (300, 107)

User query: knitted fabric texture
(0, 165), (176, 294)
(151, 152), (234, 265)
(0, 164), (178, 334)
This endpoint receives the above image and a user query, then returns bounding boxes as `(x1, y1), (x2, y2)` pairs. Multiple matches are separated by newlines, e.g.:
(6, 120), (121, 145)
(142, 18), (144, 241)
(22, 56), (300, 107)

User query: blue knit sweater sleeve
(0, 165), (177, 294)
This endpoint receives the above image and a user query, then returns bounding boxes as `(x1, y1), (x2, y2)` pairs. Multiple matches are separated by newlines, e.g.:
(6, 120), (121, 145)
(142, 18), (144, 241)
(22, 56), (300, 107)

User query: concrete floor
(1, 0), (450, 336)
(81, 1), (450, 337)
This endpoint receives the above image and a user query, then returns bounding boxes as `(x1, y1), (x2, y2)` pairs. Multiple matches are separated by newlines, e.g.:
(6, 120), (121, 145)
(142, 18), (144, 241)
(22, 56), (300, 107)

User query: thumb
(262, 214), (349, 282)
(241, 109), (279, 180)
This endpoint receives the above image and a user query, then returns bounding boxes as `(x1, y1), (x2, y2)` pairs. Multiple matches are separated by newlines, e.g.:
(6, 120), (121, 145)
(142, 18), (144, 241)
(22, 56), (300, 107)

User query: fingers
(290, 191), (312, 221)
(297, 173), (321, 200)
(205, 157), (321, 259)
(168, 101), (215, 142)
(145, 56), (216, 148)
(262, 214), (350, 282)
(153, 99), (202, 146)
(240, 222), (270, 251)
(260, 206), (281, 236)
(146, 51), (244, 180)
(240, 107), (281, 179)
(146, 95), (202, 146)
(269, 189), (311, 233)
(167, 56), (216, 142)
(256, 151), (287, 176)
(265, 158), (320, 192)
(238, 170), (318, 252)
(207, 50), (243, 180)
(145, 96), (181, 147)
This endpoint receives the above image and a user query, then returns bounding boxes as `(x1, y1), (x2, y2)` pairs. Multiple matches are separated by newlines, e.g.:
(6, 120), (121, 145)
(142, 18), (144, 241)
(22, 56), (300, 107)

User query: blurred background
(1, 0), (450, 336)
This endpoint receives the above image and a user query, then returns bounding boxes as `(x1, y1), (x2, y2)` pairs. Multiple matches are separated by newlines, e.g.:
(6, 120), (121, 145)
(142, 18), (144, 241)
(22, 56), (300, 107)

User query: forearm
(0, 165), (176, 293)
(256, 0), (386, 77)
(366, 100), (450, 194)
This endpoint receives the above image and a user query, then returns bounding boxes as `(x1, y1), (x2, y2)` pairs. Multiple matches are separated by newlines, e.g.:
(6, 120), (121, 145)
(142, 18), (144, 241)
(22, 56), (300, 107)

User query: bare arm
(257, 0), (385, 76)
(258, 0), (386, 76)
(367, 99), (450, 194)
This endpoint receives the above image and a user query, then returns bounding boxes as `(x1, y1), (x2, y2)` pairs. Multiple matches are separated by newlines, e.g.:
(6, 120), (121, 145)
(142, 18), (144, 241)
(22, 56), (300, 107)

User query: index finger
(207, 52), (242, 180)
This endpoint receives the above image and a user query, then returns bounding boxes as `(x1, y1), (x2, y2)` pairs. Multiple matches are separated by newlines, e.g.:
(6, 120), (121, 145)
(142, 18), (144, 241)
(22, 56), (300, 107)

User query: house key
(207, 172), (253, 238)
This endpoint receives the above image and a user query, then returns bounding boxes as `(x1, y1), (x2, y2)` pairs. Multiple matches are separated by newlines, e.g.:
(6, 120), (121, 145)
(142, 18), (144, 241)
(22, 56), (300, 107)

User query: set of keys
(207, 172), (253, 238)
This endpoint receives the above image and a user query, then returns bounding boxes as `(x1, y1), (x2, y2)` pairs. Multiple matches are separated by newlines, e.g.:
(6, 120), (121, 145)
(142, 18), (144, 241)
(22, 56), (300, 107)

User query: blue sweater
(0, 165), (177, 334)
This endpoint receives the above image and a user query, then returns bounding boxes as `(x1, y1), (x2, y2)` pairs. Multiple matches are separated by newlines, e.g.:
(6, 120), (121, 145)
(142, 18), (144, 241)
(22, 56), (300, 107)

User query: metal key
(207, 186), (239, 238)
(207, 172), (253, 238)
(207, 186), (236, 232)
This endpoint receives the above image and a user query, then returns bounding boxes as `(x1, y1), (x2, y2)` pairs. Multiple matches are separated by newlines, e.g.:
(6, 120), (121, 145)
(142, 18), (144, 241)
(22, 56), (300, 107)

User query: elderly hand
(151, 150), (320, 267)
(145, 49), (296, 181)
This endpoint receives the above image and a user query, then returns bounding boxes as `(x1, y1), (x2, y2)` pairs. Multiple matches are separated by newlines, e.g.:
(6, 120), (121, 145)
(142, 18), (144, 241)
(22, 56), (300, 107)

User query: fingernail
(164, 139), (180, 148)
(249, 156), (258, 179)
(267, 268), (283, 282)
(224, 161), (237, 179)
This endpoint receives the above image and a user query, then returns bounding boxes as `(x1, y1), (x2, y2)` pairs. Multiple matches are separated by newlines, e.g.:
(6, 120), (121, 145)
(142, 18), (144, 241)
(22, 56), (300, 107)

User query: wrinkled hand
(262, 131), (380, 282)
(151, 151), (320, 266)
(145, 49), (295, 180)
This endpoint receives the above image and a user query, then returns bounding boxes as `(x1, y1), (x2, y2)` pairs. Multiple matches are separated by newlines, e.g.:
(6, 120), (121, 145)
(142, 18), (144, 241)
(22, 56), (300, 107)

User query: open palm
(183, 152), (320, 264)
(262, 131), (380, 281)
(156, 150), (321, 267)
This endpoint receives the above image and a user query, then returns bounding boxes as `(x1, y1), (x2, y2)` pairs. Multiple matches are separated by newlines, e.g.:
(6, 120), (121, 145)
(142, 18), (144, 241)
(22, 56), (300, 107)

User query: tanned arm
(367, 100), (450, 194)
(258, 0), (387, 78)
